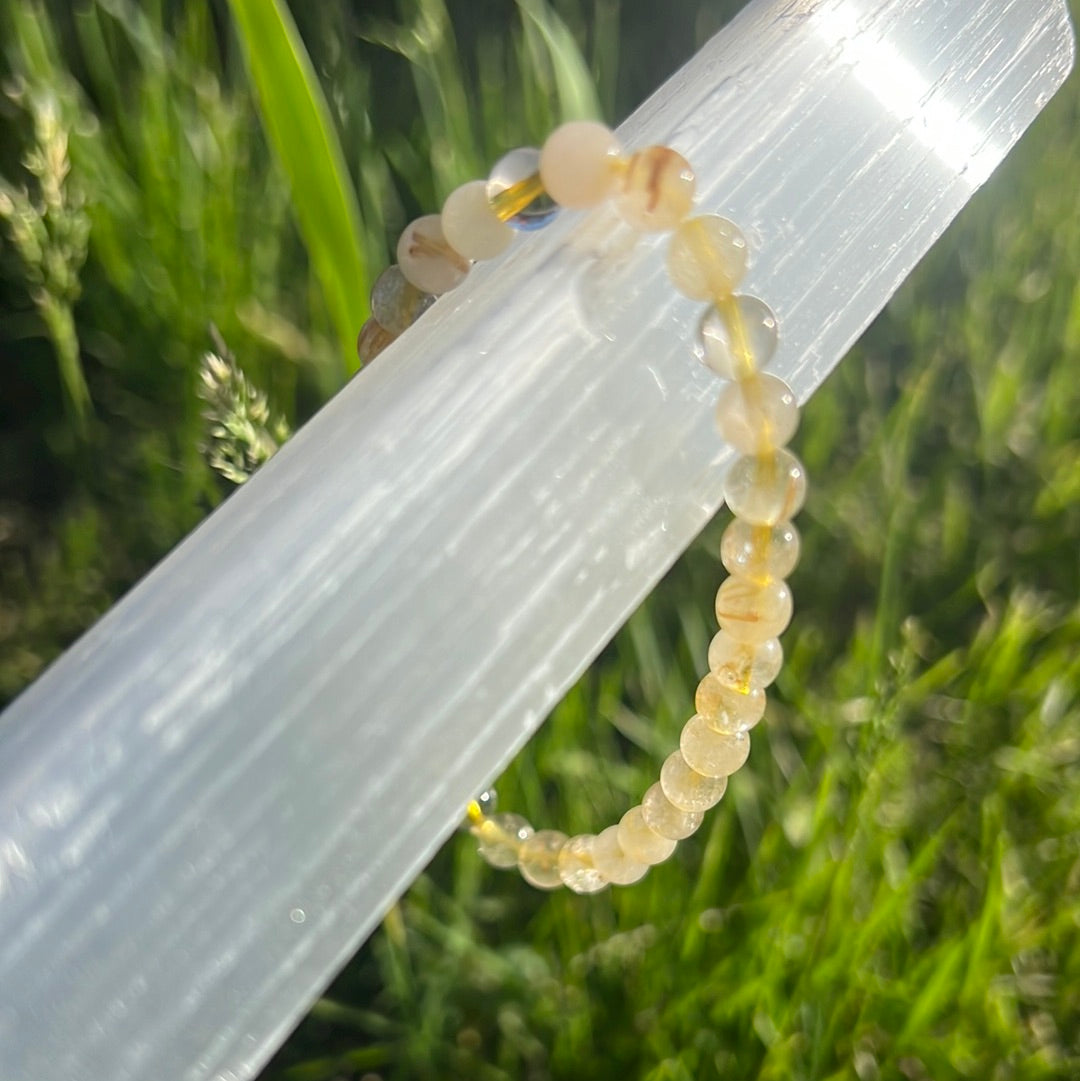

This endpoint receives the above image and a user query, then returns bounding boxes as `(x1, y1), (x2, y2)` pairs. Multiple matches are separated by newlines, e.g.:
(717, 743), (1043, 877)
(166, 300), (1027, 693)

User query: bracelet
(358, 122), (804, 892)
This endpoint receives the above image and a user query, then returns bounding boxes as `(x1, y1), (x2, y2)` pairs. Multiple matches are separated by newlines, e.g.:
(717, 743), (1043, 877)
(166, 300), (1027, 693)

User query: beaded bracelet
(357, 121), (805, 893)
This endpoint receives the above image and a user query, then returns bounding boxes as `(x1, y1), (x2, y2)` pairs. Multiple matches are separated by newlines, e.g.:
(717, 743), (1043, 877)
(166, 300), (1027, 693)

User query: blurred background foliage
(1, 0), (1079, 1079)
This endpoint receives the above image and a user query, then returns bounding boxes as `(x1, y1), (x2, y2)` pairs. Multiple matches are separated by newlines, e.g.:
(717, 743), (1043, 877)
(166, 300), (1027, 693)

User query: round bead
(558, 834), (608, 894)
(476, 813), (533, 869)
(591, 825), (648, 885)
(397, 214), (470, 294)
(369, 264), (436, 335)
(715, 374), (799, 454)
(680, 716), (751, 779)
(441, 180), (515, 261)
(721, 520), (801, 582)
(518, 829), (568, 890)
(659, 750), (728, 813)
(617, 806), (677, 866)
(641, 782), (703, 840)
(694, 294), (778, 379)
(539, 121), (622, 209)
(666, 215), (747, 300)
(696, 672), (767, 732)
(708, 631), (784, 692)
(614, 145), (695, 232)
(356, 319), (395, 365)
(723, 448), (807, 526)
(486, 147), (558, 231)
(715, 576), (793, 643)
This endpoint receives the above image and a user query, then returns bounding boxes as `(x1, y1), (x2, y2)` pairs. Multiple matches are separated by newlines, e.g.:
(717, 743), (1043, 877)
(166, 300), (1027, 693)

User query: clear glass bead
(720, 519), (801, 582)
(356, 319), (395, 365)
(714, 576), (793, 643)
(708, 631), (783, 692)
(715, 374), (799, 454)
(397, 214), (470, 294)
(617, 806), (677, 866)
(558, 834), (608, 894)
(695, 672), (767, 731)
(441, 179), (515, 260)
(666, 215), (747, 300)
(641, 781), (703, 840)
(476, 812), (533, 869)
(369, 264), (436, 335)
(487, 147), (558, 231)
(591, 824), (648, 885)
(659, 750), (728, 813)
(723, 448), (807, 526)
(518, 829), (568, 890)
(694, 294), (778, 380)
(680, 716), (751, 779)
(539, 121), (622, 209)
(614, 145), (695, 232)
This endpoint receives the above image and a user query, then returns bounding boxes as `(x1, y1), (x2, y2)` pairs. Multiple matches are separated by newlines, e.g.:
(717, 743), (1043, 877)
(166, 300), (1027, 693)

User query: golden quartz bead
(723, 448), (807, 526)
(695, 294), (779, 380)
(517, 829), (568, 890)
(720, 519), (801, 582)
(641, 781), (703, 840)
(592, 825), (648, 885)
(666, 214), (748, 299)
(695, 672), (767, 733)
(558, 834), (608, 894)
(476, 812), (533, 869)
(659, 749), (728, 813)
(714, 575), (793, 643)
(707, 630), (783, 693)
(614, 145), (695, 232)
(617, 806), (677, 866)
(714, 374), (799, 455)
(680, 715), (751, 779)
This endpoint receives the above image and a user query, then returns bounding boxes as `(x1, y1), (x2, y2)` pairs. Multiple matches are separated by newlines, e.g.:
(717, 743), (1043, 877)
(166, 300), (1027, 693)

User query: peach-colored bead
(720, 520), (801, 582)
(614, 145), (695, 231)
(715, 374), (799, 454)
(441, 180), (514, 260)
(666, 215), (748, 300)
(641, 781), (704, 840)
(695, 672), (767, 732)
(558, 834), (608, 893)
(715, 576), (793, 643)
(659, 750), (728, 812)
(539, 121), (622, 209)
(708, 631), (783, 693)
(517, 829), (568, 889)
(680, 716), (751, 778)
(397, 214), (470, 294)
(724, 448), (807, 525)
(592, 825), (648, 885)
(617, 806), (677, 865)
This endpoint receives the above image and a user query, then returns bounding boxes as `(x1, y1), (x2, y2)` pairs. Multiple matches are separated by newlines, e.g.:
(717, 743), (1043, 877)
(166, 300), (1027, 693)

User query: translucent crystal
(666, 215), (748, 300)
(714, 576), (793, 643)
(356, 319), (395, 366)
(369, 265), (436, 335)
(397, 214), (470, 295)
(720, 520), (801, 582)
(617, 806), (677, 865)
(659, 750), (728, 813)
(517, 829), (568, 890)
(707, 631), (783, 693)
(695, 671), (767, 731)
(476, 812), (533, 869)
(680, 716), (751, 779)
(614, 145), (695, 232)
(723, 448), (807, 526)
(640, 782), (703, 840)
(487, 147), (558, 231)
(558, 834), (608, 894)
(694, 294), (778, 380)
(714, 373), (799, 454)
(540, 121), (622, 209)
(591, 825), (648, 885)
(441, 180), (514, 261)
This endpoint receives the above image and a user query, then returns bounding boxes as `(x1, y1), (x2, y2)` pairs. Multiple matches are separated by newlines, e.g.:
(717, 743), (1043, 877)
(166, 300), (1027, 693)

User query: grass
(1, 1), (1079, 1079)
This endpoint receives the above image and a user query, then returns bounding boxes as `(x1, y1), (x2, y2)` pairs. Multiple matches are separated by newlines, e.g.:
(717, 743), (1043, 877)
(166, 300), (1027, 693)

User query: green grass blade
(515, 0), (602, 122)
(227, 0), (367, 374)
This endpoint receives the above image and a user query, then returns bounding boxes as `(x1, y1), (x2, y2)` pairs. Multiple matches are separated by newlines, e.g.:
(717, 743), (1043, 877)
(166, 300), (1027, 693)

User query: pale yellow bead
(441, 180), (514, 261)
(517, 828), (568, 890)
(680, 715), (751, 778)
(617, 806), (677, 866)
(715, 374), (799, 454)
(708, 630), (783, 692)
(659, 750), (728, 813)
(397, 214), (471, 294)
(614, 145), (695, 232)
(641, 781), (703, 840)
(476, 812), (533, 869)
(695, 294), (779, 380)
(557, 834), (608, 894)
(720, 520), (801, 582)
(714, 576), (793, 643)
(666, 215), (748, 300)
(539, 121), (622, 209)
(723, 448), (807, 526)
(591, 824), (648, 885)
(695, 672), (767, 732)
